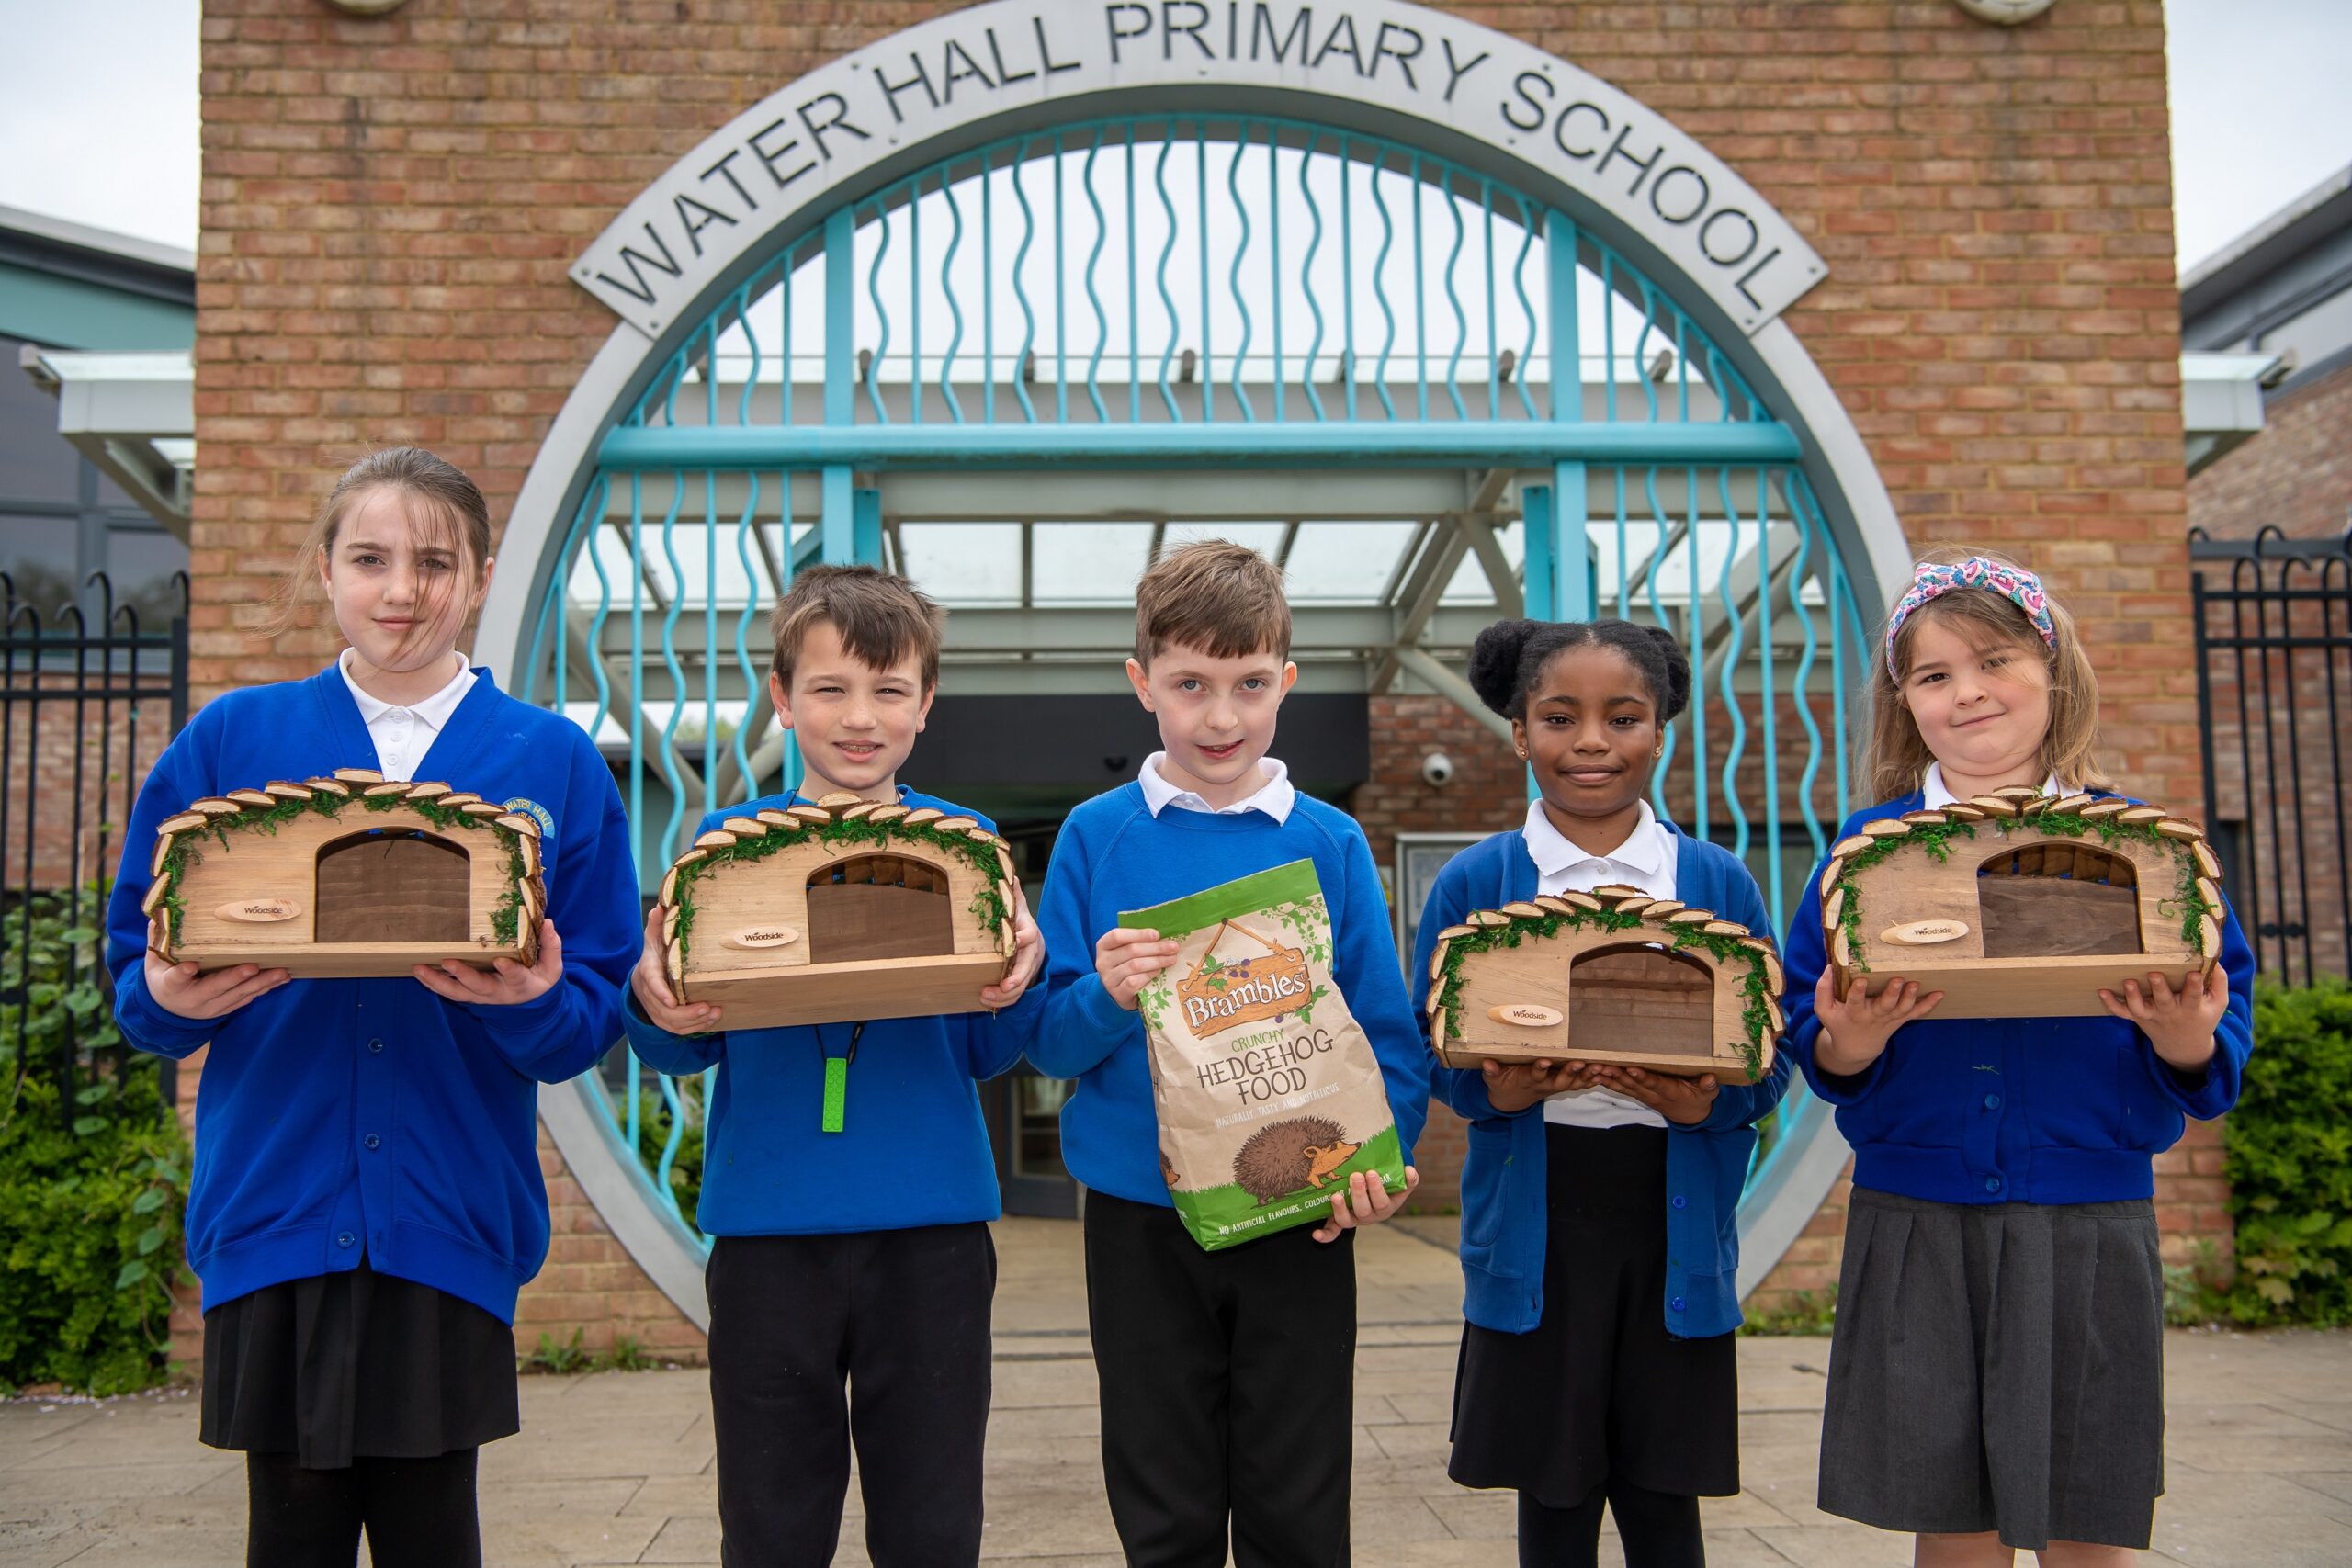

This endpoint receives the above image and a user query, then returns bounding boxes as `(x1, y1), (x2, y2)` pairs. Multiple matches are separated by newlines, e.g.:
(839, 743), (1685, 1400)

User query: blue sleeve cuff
(620, 987), (724, 1076)
(112, 963), (216, 1059)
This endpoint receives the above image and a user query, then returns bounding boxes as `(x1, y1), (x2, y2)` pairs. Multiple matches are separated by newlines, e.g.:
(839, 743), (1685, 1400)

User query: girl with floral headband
(1781, 547), (2255, 1567)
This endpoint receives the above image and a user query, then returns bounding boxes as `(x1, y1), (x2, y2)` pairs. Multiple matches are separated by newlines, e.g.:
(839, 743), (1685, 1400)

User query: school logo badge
(503, 797), (555, 839)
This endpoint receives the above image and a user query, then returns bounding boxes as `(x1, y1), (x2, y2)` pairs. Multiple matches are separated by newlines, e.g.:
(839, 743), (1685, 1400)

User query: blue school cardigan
(1782, 792), (2257, 1205)
(1410, 825), (1792, 1339)
(103, 666), (640, 1323)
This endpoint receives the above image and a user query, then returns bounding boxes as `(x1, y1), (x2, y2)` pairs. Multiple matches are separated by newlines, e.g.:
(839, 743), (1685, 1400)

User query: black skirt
(1448, 1123), (1740, 1506)
(200, 1258), (520, 1470)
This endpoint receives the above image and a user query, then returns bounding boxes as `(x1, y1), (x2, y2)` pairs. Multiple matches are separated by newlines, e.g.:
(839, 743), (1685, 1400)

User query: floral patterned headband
(1884, 557), (2056, 677)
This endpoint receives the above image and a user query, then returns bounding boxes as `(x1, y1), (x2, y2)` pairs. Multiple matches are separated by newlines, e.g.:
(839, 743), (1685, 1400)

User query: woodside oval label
(218, 898), (300, 923)
(1488, 1003), (1565, 1028)
(1881, 919), (1969, 945)
(726, 926), (799, 950)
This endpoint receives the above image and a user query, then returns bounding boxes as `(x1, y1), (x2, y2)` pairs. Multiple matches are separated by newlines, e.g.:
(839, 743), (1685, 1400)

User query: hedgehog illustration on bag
(1121, 859), (1408, 1251)
(1233, 1117), (1362, 1206)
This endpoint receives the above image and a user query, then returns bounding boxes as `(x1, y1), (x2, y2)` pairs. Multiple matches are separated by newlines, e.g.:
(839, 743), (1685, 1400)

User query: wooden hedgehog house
(654, 791), (1019, 1028)
(1426, 886), (1782, 1083)
(144, 769), (544, 977)
(1822, 787), (2223, 1020)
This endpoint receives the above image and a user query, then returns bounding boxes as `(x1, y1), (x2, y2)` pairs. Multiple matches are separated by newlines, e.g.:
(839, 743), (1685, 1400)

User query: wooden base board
(167, 940), (526, 977)
(1849, 953), (2205, 1019)
(681, 950), (1012, 1028)
(1431, 1039), (1768, 1085)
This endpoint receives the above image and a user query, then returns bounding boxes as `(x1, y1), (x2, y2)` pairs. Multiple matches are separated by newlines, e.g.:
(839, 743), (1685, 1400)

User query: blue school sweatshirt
(623, 789), (1044, 1235)
(1781, 792), (2258, 1206)
(1031, 783), (1430, 1208)
(1410, 826), (1792, 1339)
(103, 665), (639, 1323)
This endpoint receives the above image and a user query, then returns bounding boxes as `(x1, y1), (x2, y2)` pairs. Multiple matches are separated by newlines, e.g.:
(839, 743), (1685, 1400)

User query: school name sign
(571, 0), (1826, 341)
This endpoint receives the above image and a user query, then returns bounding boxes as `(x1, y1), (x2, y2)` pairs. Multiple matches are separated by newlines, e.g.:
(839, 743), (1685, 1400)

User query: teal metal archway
(511, 107), (1871, 1314)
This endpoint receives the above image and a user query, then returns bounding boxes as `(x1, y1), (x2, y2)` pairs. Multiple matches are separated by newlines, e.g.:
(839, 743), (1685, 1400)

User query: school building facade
(124, 0), (2248, 1356)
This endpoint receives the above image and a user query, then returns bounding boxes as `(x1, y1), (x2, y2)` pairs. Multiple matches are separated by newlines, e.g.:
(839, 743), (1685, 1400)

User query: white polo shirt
(1137, 752), (1296, 824)
(338, 649), (476, 783)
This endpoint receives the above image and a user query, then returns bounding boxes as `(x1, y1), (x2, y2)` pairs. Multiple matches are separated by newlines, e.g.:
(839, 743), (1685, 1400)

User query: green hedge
(0, 895), (190, 1393)
(2214, 977), (2352, 1325)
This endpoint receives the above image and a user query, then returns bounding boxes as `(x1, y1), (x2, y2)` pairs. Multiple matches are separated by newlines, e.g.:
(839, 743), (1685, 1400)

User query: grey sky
(0, 0), (2343, 276)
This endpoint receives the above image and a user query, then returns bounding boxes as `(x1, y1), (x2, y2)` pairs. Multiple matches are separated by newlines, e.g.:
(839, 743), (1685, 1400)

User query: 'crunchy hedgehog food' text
(1119, 859), (1408, 1251)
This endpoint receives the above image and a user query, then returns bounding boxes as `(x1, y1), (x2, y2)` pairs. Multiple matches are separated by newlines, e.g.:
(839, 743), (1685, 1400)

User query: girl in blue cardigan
(1412, 617), (1791, 1568)
(104, 448), (640, 1568)
(1782, 552), (2256, 1566)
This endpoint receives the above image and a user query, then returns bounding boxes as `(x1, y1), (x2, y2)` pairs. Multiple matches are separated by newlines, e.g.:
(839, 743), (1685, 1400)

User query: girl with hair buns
(1408, 616), (1790, 1568)
(103, 448), (641, 1568)
(1782, 549), (2256, 1566)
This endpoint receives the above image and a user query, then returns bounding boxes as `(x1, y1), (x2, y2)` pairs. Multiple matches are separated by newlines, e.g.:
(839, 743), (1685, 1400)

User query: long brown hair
(1860, 545), (2110, 802)
(264, 447), (492, 639)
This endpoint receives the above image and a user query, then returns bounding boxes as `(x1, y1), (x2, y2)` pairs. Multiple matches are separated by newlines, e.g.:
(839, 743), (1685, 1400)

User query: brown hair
(769, 564), (946, 691)
(1133, 539), (1293, 666)
(266, 446), (492, 637)
(1860, 545), (2110, 802)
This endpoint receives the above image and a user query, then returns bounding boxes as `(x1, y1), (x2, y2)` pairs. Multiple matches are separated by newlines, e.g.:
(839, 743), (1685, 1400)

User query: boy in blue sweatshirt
(1034, 540), (1430, 1566)
(625, 566), (1045, 1568)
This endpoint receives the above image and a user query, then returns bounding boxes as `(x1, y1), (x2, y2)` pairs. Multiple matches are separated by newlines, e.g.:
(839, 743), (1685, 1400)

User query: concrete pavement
(6, 1215), (2352, 1565)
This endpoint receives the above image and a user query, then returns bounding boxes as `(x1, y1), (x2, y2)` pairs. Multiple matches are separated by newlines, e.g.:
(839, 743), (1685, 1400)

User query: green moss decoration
(1826, 805), (2220, 981)
(663, 811), (1012, 972)
(1431, 899), (1777, 1081)
(153, 785), (529, 954)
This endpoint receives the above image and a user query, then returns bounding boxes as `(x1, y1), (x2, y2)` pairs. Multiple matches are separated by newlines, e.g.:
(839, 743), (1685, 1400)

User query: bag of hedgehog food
(1118, 858), (1409, 1252)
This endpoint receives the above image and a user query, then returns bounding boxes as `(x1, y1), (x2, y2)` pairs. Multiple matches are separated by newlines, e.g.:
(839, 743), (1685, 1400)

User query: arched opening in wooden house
(804, 852), (956, 965)
(1567, 943), (1716, 1060)
(314, 829), (471, 946)
(1976, 841), (2143, 959)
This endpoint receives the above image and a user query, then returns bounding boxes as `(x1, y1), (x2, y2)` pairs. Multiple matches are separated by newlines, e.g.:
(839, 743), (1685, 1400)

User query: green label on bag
(1118, 859), (1408, 1253)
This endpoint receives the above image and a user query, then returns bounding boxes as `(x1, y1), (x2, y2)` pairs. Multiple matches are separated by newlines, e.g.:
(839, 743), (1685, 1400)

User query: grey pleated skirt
(1816, 1188), (2165, 1551)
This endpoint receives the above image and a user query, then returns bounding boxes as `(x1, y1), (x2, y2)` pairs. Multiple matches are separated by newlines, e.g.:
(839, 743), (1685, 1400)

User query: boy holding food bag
(1033, 539), (1430, 1566)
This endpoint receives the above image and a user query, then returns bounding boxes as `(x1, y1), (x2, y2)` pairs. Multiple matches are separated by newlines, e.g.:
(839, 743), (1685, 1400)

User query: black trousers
(706, 1224), (996, 1568)
(245, 1448), (480, 1568)
(1084, 1190), (1357, 1568)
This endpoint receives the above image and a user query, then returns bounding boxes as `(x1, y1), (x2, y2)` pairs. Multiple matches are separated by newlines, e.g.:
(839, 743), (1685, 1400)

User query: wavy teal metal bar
(1369, 152), (1398, 420)
(1713, 467), (1752, 859)
(600, 421), (1804, 468)
(908, 181), (922, 424)
(1441, 168), (1467, 420)
(864, 200), (892, 423)
(1297, 130), (1327, 423)
(1225, 135), (1256, 422)
(1011, 140), (1038, 423)
(1510, 195), (1539, 422)
(1081, 126), (1110, 423)
(1152, 133), (1182, 421)
(1266, 125), (1284, 422)
(938, 175), (966, 423)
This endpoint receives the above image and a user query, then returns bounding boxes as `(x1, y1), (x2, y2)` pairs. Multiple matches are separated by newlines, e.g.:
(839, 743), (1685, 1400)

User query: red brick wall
(191, 0), (2215, 1338)
(2188, 361), (2352, 543)
(0, 677), (173, 891)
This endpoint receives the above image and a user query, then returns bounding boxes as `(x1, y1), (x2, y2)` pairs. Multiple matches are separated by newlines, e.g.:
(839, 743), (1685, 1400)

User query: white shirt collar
(1921, 762), (2059, 809)
(1522, 797), (1668, 883)
(338, 649), (477, 779)
(1138, 752), (1296, 824)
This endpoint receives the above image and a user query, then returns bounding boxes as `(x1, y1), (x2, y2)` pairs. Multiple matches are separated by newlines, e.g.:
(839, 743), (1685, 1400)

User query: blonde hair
(1860, 545), (2109, 802)
(265, 447), (492, 638)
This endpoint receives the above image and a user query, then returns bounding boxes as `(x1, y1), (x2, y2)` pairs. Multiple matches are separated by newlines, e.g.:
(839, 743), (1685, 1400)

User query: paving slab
(4, 1217), (2351, 1564)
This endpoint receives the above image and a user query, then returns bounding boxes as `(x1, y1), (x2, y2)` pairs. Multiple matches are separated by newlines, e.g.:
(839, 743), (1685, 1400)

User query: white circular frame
(490, 1), (1893, 1330)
